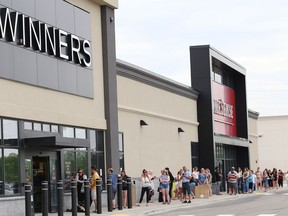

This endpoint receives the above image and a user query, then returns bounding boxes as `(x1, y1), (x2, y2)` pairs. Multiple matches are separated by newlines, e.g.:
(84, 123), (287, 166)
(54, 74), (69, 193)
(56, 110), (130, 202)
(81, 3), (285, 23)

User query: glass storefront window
(63, 127), (74, 138)
(42, 124), (50, 132)
(3, 119), (18, 146)
(90, 130), (96, 151)
(76, 151), (88, 175)
(63, 151), (76, 191)
(51, 125), (58, 133)
(4, 149), (20, 195)
(0, 150), (3, 195)
(33, 123), (41, 131)
(75, 128), (86, 139)
(24, 122), (33, 130)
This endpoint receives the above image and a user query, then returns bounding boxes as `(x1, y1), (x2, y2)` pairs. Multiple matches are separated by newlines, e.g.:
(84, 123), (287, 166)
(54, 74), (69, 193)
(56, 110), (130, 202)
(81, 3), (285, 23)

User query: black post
(71, 180), (77, 216)
(117, 176), (123, 210)
(107, 178), (113, 212)
(96, 179), (102, 214)
(127, 177), (132, 209)
(84, 180), (90, 216)
(25, 184), (32, 216)
(57, 180), (63, 216)
(42, 181), (48, 216)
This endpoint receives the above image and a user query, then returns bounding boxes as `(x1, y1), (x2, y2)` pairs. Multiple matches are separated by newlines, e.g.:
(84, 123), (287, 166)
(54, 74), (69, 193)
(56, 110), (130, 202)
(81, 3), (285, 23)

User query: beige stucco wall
(117, 76), (199, 177)
(248, 116), (259, 171)
(0, 0), (113, 129)
(257, 115), (288, 172)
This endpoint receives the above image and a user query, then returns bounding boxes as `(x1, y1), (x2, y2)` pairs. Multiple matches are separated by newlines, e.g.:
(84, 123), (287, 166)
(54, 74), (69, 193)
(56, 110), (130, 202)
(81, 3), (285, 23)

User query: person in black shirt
(214, 167), (222, 195)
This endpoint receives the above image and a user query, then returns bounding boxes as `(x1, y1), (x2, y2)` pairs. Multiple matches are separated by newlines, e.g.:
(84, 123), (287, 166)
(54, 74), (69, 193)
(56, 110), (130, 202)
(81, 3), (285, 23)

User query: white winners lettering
(0, 7), (91, 67)
(213, 99), (234, 119)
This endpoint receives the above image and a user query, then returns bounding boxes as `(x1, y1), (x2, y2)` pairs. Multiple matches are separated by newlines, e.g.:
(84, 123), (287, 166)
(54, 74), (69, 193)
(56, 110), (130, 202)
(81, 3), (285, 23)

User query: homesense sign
(0, 7), (91, 67)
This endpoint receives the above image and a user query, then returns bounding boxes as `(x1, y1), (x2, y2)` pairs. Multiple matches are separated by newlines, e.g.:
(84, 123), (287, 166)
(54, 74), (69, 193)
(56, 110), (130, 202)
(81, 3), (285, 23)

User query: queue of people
(227, 166), (288, 194)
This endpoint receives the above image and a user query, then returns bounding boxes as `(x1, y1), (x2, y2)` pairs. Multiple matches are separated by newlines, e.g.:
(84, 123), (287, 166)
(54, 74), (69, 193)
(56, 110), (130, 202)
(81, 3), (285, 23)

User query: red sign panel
(212, 81), (237, 136)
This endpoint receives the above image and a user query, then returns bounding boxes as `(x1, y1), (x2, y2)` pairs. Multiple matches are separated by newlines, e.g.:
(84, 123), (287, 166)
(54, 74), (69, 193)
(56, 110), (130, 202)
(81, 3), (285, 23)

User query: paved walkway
(35, 187), (287, 216)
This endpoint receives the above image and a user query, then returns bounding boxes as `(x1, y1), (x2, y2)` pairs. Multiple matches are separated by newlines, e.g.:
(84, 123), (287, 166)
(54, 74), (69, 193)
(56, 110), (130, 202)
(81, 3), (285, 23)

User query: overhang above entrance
(23, 136), (89, 148)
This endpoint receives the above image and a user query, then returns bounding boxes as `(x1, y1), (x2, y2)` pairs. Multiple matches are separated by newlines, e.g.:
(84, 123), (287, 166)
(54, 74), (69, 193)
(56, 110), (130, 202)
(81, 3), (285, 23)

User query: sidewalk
(35, 187), (286, 216)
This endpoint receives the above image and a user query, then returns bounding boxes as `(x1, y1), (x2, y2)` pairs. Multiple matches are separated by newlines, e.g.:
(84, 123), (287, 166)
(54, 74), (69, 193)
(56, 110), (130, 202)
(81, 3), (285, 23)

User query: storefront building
(1, 0), (262, 215)
(190, 46), (250, 190)
(0, 0), (118, 214)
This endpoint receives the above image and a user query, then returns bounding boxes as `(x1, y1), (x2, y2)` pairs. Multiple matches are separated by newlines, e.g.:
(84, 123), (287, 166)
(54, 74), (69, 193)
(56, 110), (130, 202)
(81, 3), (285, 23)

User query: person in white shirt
(285, 171), (288, 186)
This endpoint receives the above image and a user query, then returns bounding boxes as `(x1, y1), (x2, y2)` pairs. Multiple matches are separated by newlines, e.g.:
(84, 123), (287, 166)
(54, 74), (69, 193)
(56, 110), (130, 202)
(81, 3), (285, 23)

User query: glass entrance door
(25, 152), (59, 213)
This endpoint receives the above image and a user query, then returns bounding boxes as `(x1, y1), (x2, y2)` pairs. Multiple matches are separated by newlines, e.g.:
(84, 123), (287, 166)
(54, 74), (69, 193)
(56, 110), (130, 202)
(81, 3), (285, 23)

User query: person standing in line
(214, 167), (222, 195)
(76, 168), (87, 206)
(198, 168), (207, 185)
(255, 167), (262, 191)
(237, 167), (243, 193)
(278, 169), (284, 188)
(242, 167), (249, 193)
(89, 166), (100, 213)
(165, 167), (174, 202)
(159, 169), (170, 204)
(107, 168), (117, 210)
(175, 169), (183, 201)
(137, 169), (151, 206)
(120, 170), (128, 208)
(227, 167), (238, 195)
(262, 169), (269, 192)
(206, 168), (213, 196)
(180, 166), (192, 203)
(192, 167), (199, 185)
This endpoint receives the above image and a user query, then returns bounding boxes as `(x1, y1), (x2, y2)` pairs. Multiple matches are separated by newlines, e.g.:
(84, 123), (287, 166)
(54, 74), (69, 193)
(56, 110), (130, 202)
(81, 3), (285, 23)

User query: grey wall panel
(0, 0), (12, 7)
(55, 0), (75, 33)
(12, 0), (35, 17)
(58, 61), (77, 94)
(0, 42), (13, 79)
(35, 0), (56, 26)
(76, 67), (93, 98)
(74, 7), (91, 40)
(14, 47), (37, 85)
(37, 54), (58, 89)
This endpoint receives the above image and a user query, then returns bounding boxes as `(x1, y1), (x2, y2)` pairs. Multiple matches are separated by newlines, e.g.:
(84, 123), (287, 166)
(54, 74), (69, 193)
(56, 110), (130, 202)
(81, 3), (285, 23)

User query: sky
(115, 0), (288, 117)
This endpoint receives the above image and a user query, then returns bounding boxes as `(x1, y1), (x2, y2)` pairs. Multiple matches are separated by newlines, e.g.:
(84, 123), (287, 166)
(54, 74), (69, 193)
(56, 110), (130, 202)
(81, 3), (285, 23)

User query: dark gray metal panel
(0, 42), (13, 79)
(76, 67), (93, 98)
(74, 6), (91, 40)
(37, 54), (59, 89)
(101, 6), (120, 172)
(35, 0), (56, 26)
(55, 0), (75, 33)
(0, 0), (12, 7)
(13, 47), (37, 85)
(12, 0), (35, 17)
(58, 61), (77, 94)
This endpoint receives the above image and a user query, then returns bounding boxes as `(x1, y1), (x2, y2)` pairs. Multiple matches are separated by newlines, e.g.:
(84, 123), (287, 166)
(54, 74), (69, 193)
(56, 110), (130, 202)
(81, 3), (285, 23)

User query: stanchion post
(96, 179), (102, 214)
(84, 179), (90, 216)
(57, 180), (63, 216)
(117, 176), (123, 210)
(71, 180), (77, 216)
(25, 183), (32, 216)
(127, 177), (132, 209)
(107, 178), (113, 212)
(42, 181), (48, 216)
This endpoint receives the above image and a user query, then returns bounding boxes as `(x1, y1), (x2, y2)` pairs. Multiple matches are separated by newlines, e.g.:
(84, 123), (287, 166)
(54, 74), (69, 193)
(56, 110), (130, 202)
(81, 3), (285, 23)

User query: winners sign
(0, 7), (91, 67)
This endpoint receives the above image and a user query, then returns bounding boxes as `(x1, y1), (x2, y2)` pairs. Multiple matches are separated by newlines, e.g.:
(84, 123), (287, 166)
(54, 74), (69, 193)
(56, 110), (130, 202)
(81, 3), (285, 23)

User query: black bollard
(96, 179), (102, 214)
(25, 184), (32, 216)
(57, 180), (63, 216)
(71, 180), (77, 216)
(117, 176), (123, 210)
(42, 181), (48, 216)
(84, 179), (90, 216)
(106, 178), (113, 212)
(127, 177), (132, 209)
